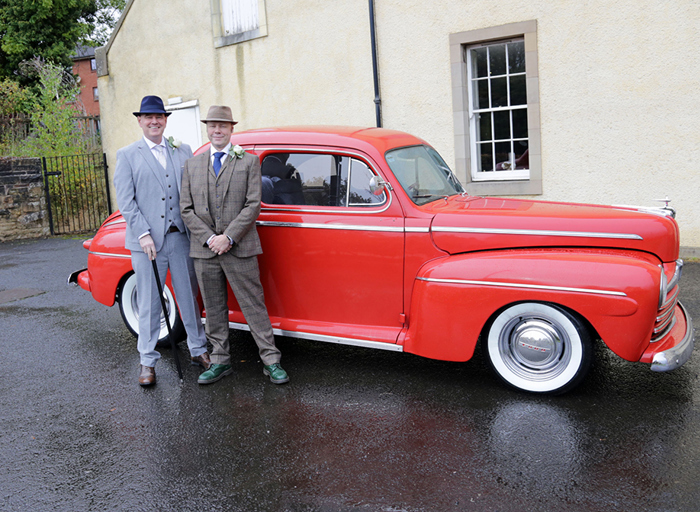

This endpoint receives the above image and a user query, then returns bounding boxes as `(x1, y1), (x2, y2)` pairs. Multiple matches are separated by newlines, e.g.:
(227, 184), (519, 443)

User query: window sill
(465, 179), (542, 196)
(215, 26), (267, 48)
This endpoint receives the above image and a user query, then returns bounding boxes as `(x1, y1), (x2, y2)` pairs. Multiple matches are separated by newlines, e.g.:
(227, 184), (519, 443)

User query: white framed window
(90, 58), (96, 71)
(468, 39), (529, 181)
(212, 0), (267, 47)
(450, 21), (541, 195)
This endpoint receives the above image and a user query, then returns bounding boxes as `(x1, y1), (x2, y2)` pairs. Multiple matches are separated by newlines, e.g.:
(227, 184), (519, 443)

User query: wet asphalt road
(0, 237), (698, 512)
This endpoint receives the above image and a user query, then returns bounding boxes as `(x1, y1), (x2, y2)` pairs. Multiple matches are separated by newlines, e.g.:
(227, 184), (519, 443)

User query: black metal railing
(42, 153), (112, 235)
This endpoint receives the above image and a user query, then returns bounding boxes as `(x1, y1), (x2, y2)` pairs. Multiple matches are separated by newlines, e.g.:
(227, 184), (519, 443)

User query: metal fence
(42, 153), (112, 235)
(0, 113), (100, 147)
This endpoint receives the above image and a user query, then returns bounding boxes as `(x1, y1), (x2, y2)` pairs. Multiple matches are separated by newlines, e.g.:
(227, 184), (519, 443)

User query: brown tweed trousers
(180, 149), (281, 366)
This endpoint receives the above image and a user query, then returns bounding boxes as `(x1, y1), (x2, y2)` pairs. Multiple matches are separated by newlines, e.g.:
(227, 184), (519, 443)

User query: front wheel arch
(481, 302), (594, 395)
(116, 271), (185, 346)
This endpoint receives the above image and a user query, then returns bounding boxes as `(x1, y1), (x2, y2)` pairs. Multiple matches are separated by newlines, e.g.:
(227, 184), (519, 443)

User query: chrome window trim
(431, 226), (643, 240)
(257, 146), (392, 214)
(227, 321), (404, 352)
(256, 220), (404, 233)
(417, 276), (627, 297)
(88, 250), (131, 259)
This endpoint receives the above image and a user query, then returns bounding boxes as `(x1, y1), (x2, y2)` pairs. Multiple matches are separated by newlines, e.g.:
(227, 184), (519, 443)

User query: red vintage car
(69, 126), (694, 394)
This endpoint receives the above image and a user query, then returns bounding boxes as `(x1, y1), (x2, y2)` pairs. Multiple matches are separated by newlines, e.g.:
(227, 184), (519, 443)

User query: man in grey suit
(180, 105), (288, 385)
(114, 95), (210, 386)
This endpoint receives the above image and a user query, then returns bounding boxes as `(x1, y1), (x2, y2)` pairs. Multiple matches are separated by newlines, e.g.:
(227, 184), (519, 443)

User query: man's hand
(139, 234), (156, 260)
(208, 234), (232, 255)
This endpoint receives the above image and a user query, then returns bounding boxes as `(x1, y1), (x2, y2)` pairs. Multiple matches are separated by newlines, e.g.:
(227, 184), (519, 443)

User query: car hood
(425, 196), (679, 262)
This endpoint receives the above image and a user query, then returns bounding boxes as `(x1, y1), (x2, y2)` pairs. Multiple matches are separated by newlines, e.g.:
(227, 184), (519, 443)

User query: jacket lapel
(219, 152), (239, 205)
(137, 141), (166, 190)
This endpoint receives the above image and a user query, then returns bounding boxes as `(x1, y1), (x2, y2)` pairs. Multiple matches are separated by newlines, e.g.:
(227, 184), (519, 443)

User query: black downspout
(368, 0), (382, 128)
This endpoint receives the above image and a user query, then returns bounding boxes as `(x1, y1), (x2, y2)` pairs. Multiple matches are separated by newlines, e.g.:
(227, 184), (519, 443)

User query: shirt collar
(210, 143), (231, 158)
(143, 136), (166, 150)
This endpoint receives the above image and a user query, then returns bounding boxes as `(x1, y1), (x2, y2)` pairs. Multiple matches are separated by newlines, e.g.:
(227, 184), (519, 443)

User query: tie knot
(214, 152), (225, 160)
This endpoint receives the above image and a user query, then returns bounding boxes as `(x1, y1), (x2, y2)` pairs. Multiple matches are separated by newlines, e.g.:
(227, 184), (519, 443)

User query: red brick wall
(72, 58), (100, 117)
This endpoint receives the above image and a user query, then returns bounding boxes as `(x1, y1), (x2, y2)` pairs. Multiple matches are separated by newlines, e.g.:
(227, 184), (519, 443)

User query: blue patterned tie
(213, 152), (225, 176)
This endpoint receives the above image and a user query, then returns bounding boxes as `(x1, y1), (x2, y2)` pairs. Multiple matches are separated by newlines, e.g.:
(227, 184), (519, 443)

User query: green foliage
(0, 78), (36, 115)
(0, 0), (97, 84)
(2, 58), (99, 157)
(89, 0), (126, 46)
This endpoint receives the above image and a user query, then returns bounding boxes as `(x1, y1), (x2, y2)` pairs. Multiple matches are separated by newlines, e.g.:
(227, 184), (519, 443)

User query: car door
(253, 147), (405, 347)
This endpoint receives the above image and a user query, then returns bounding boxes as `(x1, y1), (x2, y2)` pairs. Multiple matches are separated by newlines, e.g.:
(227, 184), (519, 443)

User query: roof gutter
(368, 0), (382, 128)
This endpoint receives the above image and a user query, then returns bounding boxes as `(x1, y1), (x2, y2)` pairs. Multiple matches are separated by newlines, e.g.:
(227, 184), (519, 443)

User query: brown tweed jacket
(180, 149), (263, 259)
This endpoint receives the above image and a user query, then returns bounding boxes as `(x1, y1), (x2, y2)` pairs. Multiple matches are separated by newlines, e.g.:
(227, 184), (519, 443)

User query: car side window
(261, 153), (386, 207)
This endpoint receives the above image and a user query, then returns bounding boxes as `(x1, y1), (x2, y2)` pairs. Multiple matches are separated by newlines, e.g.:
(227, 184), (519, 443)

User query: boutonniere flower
(167, 136), (182, 149)
(230, 145), (245, 159)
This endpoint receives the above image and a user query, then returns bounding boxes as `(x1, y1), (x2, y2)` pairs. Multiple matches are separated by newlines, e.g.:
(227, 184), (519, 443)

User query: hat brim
(133, 111), (172, 117)
(201, 118), (238, 125)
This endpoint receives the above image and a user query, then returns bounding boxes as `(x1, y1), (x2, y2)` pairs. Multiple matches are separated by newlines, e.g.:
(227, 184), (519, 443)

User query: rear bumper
(67, 268), (90, 292)
(649, 302), (694, 372)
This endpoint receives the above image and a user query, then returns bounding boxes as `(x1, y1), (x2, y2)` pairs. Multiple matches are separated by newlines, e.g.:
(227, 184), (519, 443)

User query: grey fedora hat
(201, 105), (238, 125)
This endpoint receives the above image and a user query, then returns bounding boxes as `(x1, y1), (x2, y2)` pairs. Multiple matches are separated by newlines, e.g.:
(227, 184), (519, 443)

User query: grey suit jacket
(180, 150), (263, 259)
(114, 138), (193, 252)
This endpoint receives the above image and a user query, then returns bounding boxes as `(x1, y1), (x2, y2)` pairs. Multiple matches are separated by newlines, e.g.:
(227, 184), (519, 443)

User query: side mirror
(369, 175), (391, 195)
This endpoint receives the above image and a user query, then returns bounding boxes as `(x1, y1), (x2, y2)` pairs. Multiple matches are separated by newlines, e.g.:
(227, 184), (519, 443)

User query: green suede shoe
(263, 363), (289, 384)
(198, 363), (232, 385)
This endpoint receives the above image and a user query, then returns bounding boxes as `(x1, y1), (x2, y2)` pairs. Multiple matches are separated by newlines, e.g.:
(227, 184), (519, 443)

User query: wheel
(483, 302), (593, 394)
(117, 272), (185, 347)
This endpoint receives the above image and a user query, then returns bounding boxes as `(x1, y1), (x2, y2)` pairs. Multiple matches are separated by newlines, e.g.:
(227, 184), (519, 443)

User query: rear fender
(402, 250), (661, 362)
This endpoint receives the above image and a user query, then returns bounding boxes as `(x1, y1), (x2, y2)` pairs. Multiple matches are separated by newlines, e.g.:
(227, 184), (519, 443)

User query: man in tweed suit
(180, 105), (288, 385)
(114, 95), (210, 386)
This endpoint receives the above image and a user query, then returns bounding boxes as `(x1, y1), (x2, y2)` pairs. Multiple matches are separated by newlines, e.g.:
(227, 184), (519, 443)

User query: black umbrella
(151, 259), (183, 382)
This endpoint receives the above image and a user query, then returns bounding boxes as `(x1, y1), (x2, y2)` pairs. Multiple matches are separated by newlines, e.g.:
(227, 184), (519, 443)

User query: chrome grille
(651, 261), (683, 342)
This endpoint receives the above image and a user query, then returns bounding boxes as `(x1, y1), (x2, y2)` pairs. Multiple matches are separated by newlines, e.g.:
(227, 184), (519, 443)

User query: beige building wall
(98, 0), (700, 251)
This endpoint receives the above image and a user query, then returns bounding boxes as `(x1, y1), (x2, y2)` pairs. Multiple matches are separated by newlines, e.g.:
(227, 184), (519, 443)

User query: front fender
(402, 249), (661, 362)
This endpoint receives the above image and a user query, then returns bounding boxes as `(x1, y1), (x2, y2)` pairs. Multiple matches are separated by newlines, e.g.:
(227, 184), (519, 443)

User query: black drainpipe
(368, 0), (382, 128)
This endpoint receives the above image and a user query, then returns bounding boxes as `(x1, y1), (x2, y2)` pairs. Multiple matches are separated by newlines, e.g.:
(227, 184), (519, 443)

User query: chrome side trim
(227, 321), (404, 352)
(405, 226), (431, 233)
(417, 276), (627, 297)
(431, 226), (643, 240)
(651, 302), (694, 372)
(104, 218), (126, 227)
(257, 220), (404, 233)
(88, 250), (131, 259)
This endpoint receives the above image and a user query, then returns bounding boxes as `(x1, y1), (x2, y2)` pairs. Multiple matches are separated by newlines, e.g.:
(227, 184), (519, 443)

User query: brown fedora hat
(201, 105), (238, 125)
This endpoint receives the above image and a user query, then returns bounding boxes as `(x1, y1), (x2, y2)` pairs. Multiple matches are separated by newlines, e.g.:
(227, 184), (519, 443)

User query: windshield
(385, 145), (465, 205)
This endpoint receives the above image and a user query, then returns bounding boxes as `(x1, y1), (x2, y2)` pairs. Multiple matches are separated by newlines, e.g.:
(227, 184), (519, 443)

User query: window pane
(491, 77), (507, 107)
(478, 143), (493, 172)
(494, 141), (511, 170)
(512, 108), (528, 139)
(514, 141), (529, 169)
(348, 159), (385, 205)
(508, 41), (525, 74)
(489, 45), (506, 76)
(262, 153), (341, 206)
(476, 79), (489, 110)
(471, 47), (488, 78)
(477, 112), (492, 142)
(510, 75), (527, 106)
(493, 110), (510, 140)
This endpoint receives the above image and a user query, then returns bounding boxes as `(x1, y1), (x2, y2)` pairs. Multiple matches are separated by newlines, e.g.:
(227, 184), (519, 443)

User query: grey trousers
(193, 253), (281, 366)
(131, 230), (207, 367)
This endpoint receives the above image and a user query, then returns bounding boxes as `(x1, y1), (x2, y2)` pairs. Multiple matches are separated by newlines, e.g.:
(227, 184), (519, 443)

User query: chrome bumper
(651, 301), (694, 372)
(67, 268), (87, 285)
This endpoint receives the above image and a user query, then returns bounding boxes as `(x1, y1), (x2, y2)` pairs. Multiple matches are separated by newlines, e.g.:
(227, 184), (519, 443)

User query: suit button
(161, 215), (165, 218)
(161, 197), (165, 201)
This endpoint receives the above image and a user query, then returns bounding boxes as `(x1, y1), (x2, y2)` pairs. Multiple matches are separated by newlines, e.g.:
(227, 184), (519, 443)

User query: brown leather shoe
(191, 352), (212, 370)
(138, 365), (156, 386)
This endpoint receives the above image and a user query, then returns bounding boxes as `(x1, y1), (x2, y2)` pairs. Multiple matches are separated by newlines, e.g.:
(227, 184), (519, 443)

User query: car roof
(195, 126), (427, 155)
